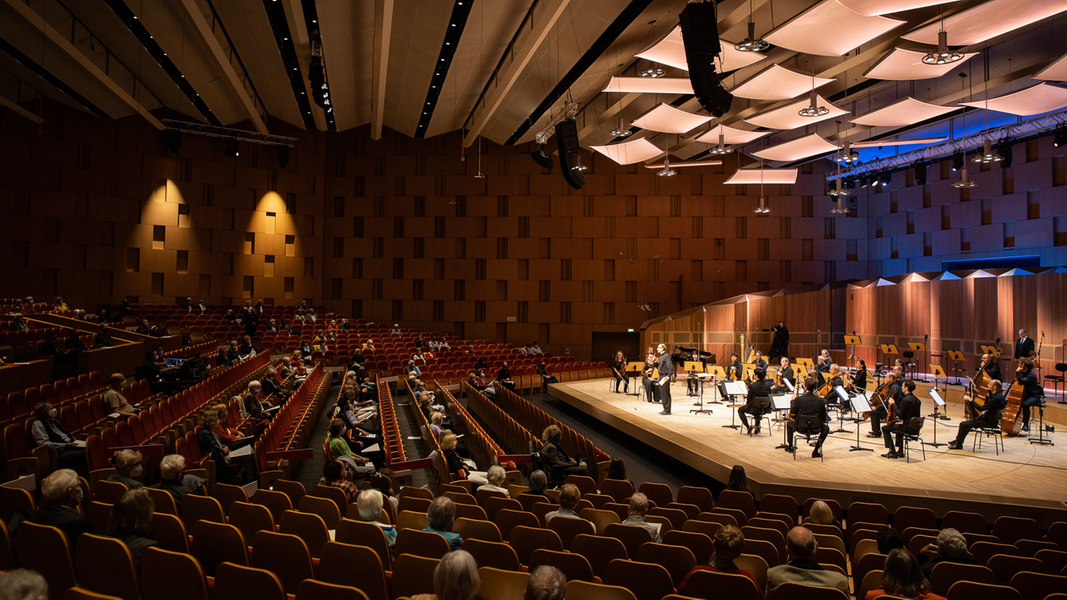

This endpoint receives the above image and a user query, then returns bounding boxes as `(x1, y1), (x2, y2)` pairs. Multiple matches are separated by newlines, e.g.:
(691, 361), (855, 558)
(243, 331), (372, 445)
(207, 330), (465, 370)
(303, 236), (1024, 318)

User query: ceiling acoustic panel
(744, 95), (848, 130)
(1035, 53), (1067, 81)
(864, 47), (978, 80)
(850, 97), (961, 126)
(591, 137), (663, 165)
(851, 137), (946, 147)
(751, 133), (839, 161)
(632, 103), (714, 134)
(602, 76), (694, 94)
(724, 168), (799, 184)
(729, 64), (835, 101)
(643, 160), (724, 168)
(959, 83), (1067, 116)
(695, 123), (771, 145)
(903, 0), (1067, 46)
(837, 0), (963, 16)
(636, 26), (766, 73)
(764, 0), (905, 56)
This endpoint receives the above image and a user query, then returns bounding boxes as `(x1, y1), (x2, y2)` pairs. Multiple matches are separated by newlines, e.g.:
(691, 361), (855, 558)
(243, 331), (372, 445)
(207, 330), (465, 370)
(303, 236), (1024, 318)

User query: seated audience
(679, 525), (763, 598)
(104, 373), (137, 417)
(243, 380), (272, 422)
(429, 412), (445, 439)
(918, 528), (974, 577)
(16, 469), (93, 546)
(605, 457), (627, 481)
(0, 569), (48, 600)
(94, 325), (115, 348)
(521, 470), (554, 503)
(536, 361), (558, 384)
(424, 496), (464, 551)
(877, 527), (906, 555)
(357, 488), (396, 548)
(766, 527), (850, 598)
(369, 470), (399, 511)
(804, 500), (837, 527)
(327, 419), (375, 476)
(621, 492), (662, 543)
(544, 484), (594, 534)
(867, 548), (946, 600)
(540, 424), (588, 483)
(478, 465), (510, 497)
(106, 449), (144, 489)
(197, 410), (255, 484)
(440, 431), (486, 486)
(411, 549), (480, 600)
(30, 401), (85, 473)
(149, 454), (206, 508)
(107, 488), (158, 567)
(524, 565), (566, 600)
(725, 464), (752, 496)
(319, 460), (360, 503)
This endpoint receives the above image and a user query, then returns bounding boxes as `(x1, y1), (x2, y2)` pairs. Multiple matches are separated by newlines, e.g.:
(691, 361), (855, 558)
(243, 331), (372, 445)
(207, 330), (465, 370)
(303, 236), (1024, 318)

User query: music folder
(844, 335), (861, 346)
(928, 389), (945, 406)
(909, 342), (927, 352)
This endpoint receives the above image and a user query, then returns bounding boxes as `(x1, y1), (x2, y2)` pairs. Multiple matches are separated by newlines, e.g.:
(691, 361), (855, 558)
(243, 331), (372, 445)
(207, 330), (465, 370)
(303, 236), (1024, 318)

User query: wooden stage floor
(549, 378), (1067, 526)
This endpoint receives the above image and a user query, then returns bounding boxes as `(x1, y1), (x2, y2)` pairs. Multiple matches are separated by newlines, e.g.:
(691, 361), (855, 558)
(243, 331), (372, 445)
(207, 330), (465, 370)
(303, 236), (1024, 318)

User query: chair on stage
(899, 417), (926, 463)
(791, 415), (825, 462)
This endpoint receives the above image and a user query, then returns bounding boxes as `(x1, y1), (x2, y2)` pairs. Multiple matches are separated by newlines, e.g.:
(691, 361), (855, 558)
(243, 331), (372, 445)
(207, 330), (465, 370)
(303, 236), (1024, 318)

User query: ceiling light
(707, 127), (732, 155)
(922, 30), (963, 65)
(609, 116), (632, 138)
(799, 86), (829, 118)
(835, 142), (858, 164)
(736, 21), (770, 52)
(951, 153), (963, 172)
(639, 63), (666, 78)
(754, 196), (770, 213)
(973, 139), (1003, 164)
(657, 155), (677, 177)
(952, 166), (976, 188)
(571, 154), (589, 172)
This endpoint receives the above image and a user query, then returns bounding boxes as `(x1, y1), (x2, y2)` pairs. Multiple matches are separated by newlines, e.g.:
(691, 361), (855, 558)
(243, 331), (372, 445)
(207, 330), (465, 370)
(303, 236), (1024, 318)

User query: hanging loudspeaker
(679, 1), (733, 117)
(555, 120), (586, 190)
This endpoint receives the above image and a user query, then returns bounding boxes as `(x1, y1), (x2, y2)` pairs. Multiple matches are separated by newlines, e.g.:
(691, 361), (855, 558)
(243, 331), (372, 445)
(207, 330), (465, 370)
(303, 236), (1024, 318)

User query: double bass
(967, 337), (1001, 419)
(1001, 332), (1043, 436)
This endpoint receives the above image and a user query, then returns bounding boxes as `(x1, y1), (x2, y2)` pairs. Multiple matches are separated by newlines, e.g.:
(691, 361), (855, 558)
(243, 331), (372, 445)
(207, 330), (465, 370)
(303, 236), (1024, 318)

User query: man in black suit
(769, 321), (790, 362)
(1014, 329), (1035, 360)
(740, 368), (773, 435)
(948, 380), (1006, 449)
(868, 372), (902, 438)
(773, 357), (795, 393)
(881, 379), (922, 459)
(656, 343), (674, 415)
(786, 378), (830, 458)
(19, 469), (93, 547)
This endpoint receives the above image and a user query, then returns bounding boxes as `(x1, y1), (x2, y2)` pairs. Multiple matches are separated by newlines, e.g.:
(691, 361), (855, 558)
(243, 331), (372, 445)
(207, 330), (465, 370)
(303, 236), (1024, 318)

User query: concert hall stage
(549, 378), (1067, 527)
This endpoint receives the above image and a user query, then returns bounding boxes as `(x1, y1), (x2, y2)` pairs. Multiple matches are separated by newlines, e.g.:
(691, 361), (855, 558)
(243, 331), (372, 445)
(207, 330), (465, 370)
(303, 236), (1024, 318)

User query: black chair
(972, 409), (1005, 455)
(1044, 362), (1066, 403)
(900, 417), (926, 463)
(792, 415), (824, 462)
(742, 396), (773, 437)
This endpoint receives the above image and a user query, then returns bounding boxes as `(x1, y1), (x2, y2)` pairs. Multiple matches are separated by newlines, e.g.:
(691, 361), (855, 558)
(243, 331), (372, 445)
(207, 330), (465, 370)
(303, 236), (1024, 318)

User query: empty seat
(602, 558), (676, 600)
(251, 530), (314, 595)
(319, 542), (389, 600)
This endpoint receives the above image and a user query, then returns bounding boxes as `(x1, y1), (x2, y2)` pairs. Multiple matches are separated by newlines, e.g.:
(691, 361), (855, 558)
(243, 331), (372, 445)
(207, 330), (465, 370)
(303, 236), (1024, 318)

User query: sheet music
(771, 394), (793, 411)
(834, 386), (850, 405)
(229, 445), (253, 458)
(929, 389), (945, 406)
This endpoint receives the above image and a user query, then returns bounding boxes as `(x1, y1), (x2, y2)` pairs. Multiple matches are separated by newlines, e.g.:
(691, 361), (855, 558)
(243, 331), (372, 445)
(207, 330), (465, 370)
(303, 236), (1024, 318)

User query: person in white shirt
(529, 341), (544, 354)
(477, 465), (511, 497)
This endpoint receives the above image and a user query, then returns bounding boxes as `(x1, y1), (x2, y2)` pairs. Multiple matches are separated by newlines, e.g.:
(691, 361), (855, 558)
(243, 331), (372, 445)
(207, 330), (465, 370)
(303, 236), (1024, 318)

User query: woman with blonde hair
(805, 500), (835, 526)
(411, 549), (480, 600)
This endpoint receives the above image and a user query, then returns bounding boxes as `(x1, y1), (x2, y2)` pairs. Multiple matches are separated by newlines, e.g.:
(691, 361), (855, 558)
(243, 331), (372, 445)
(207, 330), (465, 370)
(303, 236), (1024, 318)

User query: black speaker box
(679, 1), (734, 117)
(555, 120), (586, 190)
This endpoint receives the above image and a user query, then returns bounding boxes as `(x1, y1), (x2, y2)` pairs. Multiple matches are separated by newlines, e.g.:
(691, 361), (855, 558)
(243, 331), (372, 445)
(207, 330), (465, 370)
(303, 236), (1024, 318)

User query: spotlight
(860, 176), (869, 188)
(997, 142), (1013, 168)
(951, 153), (963, 172)
(530, 146), (553, 170)
(278, 146), (290, 168)
(914, 162), (927, 185)
(922, 30), (963, 65)
(973, 139), (1002, 164)
(735, 22), (770, 53)
(639, 62), (666, 78)
(224, 138), (239, 157)
(1054, 127), (1067, 148)
(798, 89), (829, 118)
(881, 174), (891, 187)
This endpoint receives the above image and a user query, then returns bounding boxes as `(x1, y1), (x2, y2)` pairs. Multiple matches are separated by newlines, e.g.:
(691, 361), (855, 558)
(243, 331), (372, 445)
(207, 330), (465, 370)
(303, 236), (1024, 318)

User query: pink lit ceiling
(643, 160), (723, 168)
(836, 0), (963, 17)
(729, 64), (835, 101)
(764, 0), (905, 57)
(864, 47), (978, 80)
(590, 137), (663, 165)
(1035, 53), (1067, 81)
(903, 0), (1067, 46)
(695, 123), (771, 145)
(744, 95), (848, 130)
(959, 83), (1067, 116)
(724, 169), (799, 184)
(635, 26), (766, 74)
(850, 97), (961, 126)
(632, 103), (713, 134)
(602, 76), (694, 94)
(751, 133), (839, 161)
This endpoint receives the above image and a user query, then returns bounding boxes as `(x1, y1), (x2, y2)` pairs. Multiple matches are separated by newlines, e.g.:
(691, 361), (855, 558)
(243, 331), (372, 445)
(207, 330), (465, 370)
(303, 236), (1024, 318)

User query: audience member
(149, 454), (206, 508)
(17, 469), (93, 546)
(243, 380), (271, 422)
(478, 465), (510, 497)
(525, 565), (566, 600)
(357, 489), (396, 548)
(725, 464), (752, 496)
(0, 569), (48, 600)
(605, 457), (627, 481)
(867, 548), (946, 600)
(107, 488), (158, 567)
(804, 500), (836, 526)
(319, 460), (359, 503)
(104, 373), (137, 417)
(30, 402), (85, 473)
(918, 528), (974, 577)
(368, 470), (399, 511)
(424, 497), (464, 551)
(411, 549), (480, 600)
(544, 484), (594, 534)
(522, 470), (554, 503)
(106, 449), (144, 489)
(327, 419), (375, 476)
(94, 325), (115, 348)
(540, 424), (588, 483)
(621, 492), (662, 543)
(766, 527), (849, 598)
(679, 525), (763, 597)
(536, 361), (558, 385)
(876, 527), (906, 555)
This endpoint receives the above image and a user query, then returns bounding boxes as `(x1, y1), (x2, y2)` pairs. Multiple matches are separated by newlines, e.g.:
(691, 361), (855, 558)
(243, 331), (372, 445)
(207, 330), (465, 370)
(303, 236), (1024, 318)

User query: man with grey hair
(525, 565), (567, 600)
(243, 379), (271, 421)
(766, 526), (849, 598)
(0, 569), (49, 600)
(918, 528), (975, 577)
(18, 469), (93, 546)
(149, 454), (206, 508)
(621, 492), (662, 543)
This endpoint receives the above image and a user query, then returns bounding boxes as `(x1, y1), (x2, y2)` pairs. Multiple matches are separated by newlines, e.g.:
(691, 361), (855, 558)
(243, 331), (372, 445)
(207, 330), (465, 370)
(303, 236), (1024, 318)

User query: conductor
(656, 343), (673, 416)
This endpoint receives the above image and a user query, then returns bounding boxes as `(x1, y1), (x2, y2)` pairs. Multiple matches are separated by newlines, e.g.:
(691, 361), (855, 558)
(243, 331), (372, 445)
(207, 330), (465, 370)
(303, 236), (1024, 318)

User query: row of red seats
(254, 364), (330, 477)
(377, 375), (406, 466)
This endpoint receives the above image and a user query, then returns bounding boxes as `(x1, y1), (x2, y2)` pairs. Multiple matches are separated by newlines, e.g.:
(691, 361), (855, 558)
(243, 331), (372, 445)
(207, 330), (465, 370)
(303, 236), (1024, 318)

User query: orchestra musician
(1015, 359), (1045, 432)
(1014, 329), (1035, 360)
(727, 353), (744, 380)
(947, 380), (1006, 449)
(784, 378), (829, 459)
(772, 358), (795, 394)
(813, 356), (827, 385)
(655, 344), (674, 415)
(612, 351), (629, 394)
(739, 367), (773, 435)
(881, 379), (921, 460)
(852, 360), (869, 393)
(977, 353), (1002, 383)
(751, 351), (768, 372)
(769, 321), (790, 362)
(641, 353), (657, 403)
(867, 372), (901, 438)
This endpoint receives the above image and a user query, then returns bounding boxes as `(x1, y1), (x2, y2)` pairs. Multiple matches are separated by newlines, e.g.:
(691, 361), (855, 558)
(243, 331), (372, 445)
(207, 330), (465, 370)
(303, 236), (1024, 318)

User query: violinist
(1015, 359), (1044, 432)
(852, 360), (869, 394)
(867, 372), (901, 438)
(947, 380), (1005, 449)
(752, 351), (768, 372)
(727, 353), (744, 381)
(612, 351), (629, 394)
(641, 353), (657, 403)
(773, 358), (795, 394)
(785, 378), (829, 459)
(881, 379), (921, 460)
(740, 367), (773, 436)
(977, 353), (1002, 383)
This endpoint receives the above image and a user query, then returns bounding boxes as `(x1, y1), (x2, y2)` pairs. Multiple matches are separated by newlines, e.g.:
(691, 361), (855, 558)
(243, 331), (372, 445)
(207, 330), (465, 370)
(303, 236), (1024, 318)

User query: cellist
(867, 372), (901, 439)
(977, 352), (1002, 383)
(881, 379), (921, 460)
(1016, 359), (1045, 432)
(947, 380), (1006, 450)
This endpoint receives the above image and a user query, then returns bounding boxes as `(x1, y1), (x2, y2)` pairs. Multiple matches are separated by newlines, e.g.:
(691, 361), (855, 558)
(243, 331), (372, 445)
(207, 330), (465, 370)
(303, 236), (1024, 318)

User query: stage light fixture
(224, 138), (239, 157)
(951, 153), (963, 171)
(609, 116), (633, 138)
(860, 176), (869, 188)
(707, 128), (732, 155)
(735, 0), (769, 52)
(1054, 127), (1067, 147)
(881, 174), (892, 187)
(754, 196), (770, 213)
(952, 166), (976, 188)
(973, 139), (1002, 163)
(922, 30), (963, 65)
(657, 155), (677, 177)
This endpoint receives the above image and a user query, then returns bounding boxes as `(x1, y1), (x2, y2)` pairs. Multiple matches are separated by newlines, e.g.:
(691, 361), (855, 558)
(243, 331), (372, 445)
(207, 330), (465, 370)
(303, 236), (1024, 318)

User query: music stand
(684, 361), (705, 398)
(848, 393), (874, 452)
(772, 394), (793, 449)
(690, 373), (715, 416)
(722, 381), (748, 429)
(880, 344), (899, 372)
(626, 362), (645, 397)
(909, 342), (929, 382)
(706, 366), (726, 403)
(929, 364), (952, 422)
(796, 358), (814, 370)
(946, 350), (966, 385)
(844, 335), (861, 369)
(831, 386), (853, 434)
(794, 365), (810, 382)
(924, 389), (946, 447)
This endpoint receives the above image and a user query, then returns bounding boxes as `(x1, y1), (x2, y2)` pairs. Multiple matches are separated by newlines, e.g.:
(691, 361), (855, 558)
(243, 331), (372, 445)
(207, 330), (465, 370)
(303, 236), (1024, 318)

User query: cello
(1001, 333), (1042, 435)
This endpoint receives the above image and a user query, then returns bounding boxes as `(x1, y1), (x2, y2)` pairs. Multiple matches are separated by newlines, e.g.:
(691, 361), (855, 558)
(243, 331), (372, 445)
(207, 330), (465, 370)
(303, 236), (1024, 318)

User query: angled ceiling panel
(695, 123), (770, 145)
(850, 97), (961, 126)
(317, 0), (375, 132)
(851, 137), (946, 147)
(591, 136), (662, 164)
(744, 95), (847, 129)
(903, 0), (1067, 46)
(837, 0), (963, 16)
(729, 64), (834, 101)
(764, 0), (905, 57)
(602, 76), (694, 94)
(751, 133), (838, 161)
(959, 83), (1067, 116)
(631, 102), (713, 133)
(1035, 52), (1067, 81)
(636, 25), (765, 73)
(864, 47), (978, 80)
(724, 168), (799, 184)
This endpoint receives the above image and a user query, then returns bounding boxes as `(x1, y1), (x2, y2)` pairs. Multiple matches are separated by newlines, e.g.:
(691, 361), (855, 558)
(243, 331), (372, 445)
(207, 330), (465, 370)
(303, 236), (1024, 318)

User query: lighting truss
(161, 119), (298, 148)
(825, 107), (1067, 183)
(534, 103), (580, 146)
